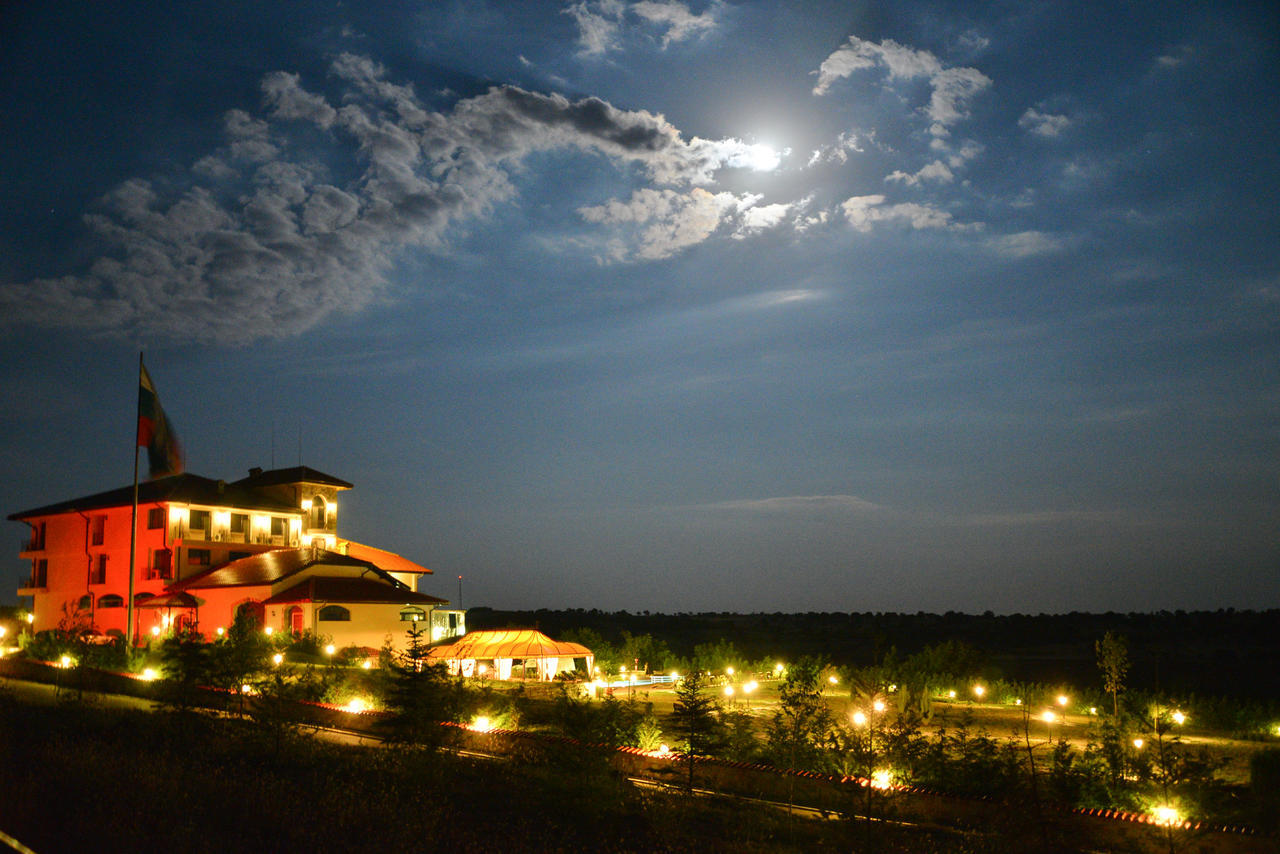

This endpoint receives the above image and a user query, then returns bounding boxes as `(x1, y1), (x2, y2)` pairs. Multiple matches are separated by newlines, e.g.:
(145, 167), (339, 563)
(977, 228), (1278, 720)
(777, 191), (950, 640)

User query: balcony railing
(19, 538), (45, 553)
(17, 572), (47, 591)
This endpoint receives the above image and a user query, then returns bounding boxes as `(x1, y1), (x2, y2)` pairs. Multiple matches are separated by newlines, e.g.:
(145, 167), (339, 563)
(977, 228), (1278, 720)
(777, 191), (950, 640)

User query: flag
(138, 362), (183, 479)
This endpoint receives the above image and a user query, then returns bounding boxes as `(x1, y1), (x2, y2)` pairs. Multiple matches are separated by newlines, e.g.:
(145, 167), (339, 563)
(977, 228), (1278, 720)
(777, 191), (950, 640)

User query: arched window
(97, 594), (124, 608)
(77, 594), (92, 611)
(317, 605), (350, 622)
(310, 496), (326, 529)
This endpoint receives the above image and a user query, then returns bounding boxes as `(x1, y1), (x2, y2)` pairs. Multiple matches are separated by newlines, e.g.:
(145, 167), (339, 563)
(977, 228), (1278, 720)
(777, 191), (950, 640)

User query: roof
(231, 466), (353, 490)
(426, 629), (592, 661)
(172, 547), (386, 590)
(342, 540), (432, 575)
(263, 576), (448, 606)
(8, 473), (299, 521)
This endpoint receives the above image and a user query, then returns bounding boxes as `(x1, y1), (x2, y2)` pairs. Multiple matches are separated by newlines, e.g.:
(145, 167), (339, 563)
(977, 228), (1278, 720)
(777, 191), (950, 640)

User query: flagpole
(126, 352), (142, 650)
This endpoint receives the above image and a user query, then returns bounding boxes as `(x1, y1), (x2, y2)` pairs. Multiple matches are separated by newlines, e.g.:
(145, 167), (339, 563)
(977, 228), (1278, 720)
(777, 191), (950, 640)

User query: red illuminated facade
(11, 467), (464, 647)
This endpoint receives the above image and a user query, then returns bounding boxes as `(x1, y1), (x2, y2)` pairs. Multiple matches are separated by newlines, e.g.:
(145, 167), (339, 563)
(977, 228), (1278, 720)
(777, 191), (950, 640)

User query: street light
(852, 710), (868, 727)
(1171, 710), (1187, 726)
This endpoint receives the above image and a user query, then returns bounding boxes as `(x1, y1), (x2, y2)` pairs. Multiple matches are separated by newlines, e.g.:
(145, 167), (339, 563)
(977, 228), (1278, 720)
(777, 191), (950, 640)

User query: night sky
(2, 1), (1277, 614)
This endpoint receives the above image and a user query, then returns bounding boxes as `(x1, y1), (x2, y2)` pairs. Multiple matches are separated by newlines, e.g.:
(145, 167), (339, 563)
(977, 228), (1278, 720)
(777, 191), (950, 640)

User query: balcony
(18, 537), (45, 556)
(17, 571), (46, 594)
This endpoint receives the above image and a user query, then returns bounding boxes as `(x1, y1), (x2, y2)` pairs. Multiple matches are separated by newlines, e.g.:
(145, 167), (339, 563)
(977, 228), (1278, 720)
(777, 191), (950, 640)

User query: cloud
(631, 1), (717, 46)
(693, 494), (885, 513)
(987, 230), (1063, 258)
(0, 55), (777, 343)
(564, 0), (626, 56)
(1018, 107), (1071, 138)
(840, 194), (966, 232)
(1154, 44), (1194, 70)
(579, 187), (772, 260)
(813, 36), (991, 138)
(885, 159), (954, 186)
(565, 0), (718, 56)
(807, 131), (865, 166)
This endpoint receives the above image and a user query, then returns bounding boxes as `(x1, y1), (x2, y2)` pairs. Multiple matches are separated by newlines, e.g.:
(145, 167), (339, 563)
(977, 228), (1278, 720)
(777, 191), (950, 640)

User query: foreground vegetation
(4, 606), (1280, 847)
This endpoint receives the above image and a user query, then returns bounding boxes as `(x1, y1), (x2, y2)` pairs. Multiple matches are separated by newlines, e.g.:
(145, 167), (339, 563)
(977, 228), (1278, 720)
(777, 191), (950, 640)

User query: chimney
(248, 467), (263, 478)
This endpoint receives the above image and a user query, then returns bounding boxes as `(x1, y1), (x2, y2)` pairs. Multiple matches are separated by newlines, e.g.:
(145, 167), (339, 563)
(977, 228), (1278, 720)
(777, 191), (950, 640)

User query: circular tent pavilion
(426, 629), (593, 680)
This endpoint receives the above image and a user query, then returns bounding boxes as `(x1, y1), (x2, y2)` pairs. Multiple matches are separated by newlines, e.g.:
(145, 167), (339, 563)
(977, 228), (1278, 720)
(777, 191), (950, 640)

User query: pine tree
(671, 669), (725, 791)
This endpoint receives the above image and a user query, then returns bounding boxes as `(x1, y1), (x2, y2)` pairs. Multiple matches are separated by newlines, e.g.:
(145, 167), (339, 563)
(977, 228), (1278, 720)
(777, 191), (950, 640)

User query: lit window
(189, 509), (210, 531)
(318, 605), (350, 622)
(230, 513), (248, 533)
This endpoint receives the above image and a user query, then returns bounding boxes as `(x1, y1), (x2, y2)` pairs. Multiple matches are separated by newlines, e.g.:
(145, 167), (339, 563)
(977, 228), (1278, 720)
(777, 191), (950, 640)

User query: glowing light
(735, 142), (781, 172)
(1089, 707), (1098, 715)
(870, 769), (892, 790)
(973, 685), (985, 698)
(1056, 695), (1069, 707)
(657, 744), (671, 756)
(325, 644), (336, 656)
(888, 683), (897, 692)
(852, 710), (867, 727)
(873, 700), (886, 713)
(25, 613), (35, 624)
(726, 666), (735, 676)
(272, 653), (284, 666)
(1042, 710), (1057, 724)
(1171, 711), (1186, 725)
(948, 690), (956, 699)
(150, 626), (160, 637)
(829, 675), (839, 685)
(241, 684), (253, 694)
(59, 654), (73, 669)
(1133, 738), (1145, 749)
(472, 716), (492, 733)
(346, 698), (367, 714)
(1015, 699), (1023, 705)
(744, 680), (758, 694)
(141, 668), (157, 681)
(161, 614), (172, 627)
(1152, 805), (1181, 826)
(0, 626), (7, 639)
(477, 663), (488, 675)
(263, 626), (274, 636)
(361, 660), (373, 670)
(216, 627), (225, 637)
(670, 671), (679, 679)
(774, 663), (784, 673)
(724, 686), (735, 697)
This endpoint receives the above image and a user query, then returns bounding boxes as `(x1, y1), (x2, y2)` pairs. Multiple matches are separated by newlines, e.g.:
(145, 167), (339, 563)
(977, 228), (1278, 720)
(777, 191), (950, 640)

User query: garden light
(870, 769), (892, 790)
(973, 684), (985, 698)
(1042, 710), (1056, 724)
(829, 675), (839, 685)
(141, 668), (157, 681)
(150, 626), (160, 637)
(325, 644), (336, 656)
(947, 690), (956, 699)
(59, 654), (73, 668)
(216, 627), (225, 636)
(724, 685), (735, 697)
(1152, 805), (1181, 826)
(472, 716), (492, 732)
(272, 653), (284, 666)
(1171, 711), (1186, 725)
(264, 626), (274, 636)
(0, 626), (7, 639)
(873, 699), (886, 713)
(1133, 738), (1144, 749)
(852, 710), (867, 727)
(361, 660), (373, 670)
(1056, 695), (1069, 707)
(347, 698), (367, 713)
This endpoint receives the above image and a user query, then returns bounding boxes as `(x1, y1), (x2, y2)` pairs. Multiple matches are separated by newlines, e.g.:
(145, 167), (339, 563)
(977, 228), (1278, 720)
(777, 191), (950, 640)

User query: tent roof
(426, 629), (592, 661)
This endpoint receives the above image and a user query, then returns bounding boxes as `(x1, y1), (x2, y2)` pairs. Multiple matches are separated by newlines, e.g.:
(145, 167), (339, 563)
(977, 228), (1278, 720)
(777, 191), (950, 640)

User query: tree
(381, 621), (459, 748)
(670, 669), (725, 791)
(767, 657), (835, 773)
(1096, 631), (1129, 720)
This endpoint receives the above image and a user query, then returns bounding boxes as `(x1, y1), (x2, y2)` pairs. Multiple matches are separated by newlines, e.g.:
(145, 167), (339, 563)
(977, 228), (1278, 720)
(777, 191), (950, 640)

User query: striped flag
(138, 362), (183, 479)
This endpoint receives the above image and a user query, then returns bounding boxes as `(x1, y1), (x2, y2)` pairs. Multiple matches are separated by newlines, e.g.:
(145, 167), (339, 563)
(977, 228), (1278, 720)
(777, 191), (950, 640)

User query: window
(77, 594), (92, 611)
(98, 594), (124, 608)
(147, 507), (165, 529)
(230, 513), (248, 534)
(150, 548), (173, 580)
(91, 515), (106, 546)
(448, 612), (457, 630)
(89, 554), (108, 585)
(188, 548), (211, 567)
(30, 559), (48, 588)
(317, 605), (350, 622)
(270, 517), (285, 536)
(189, 509), (210, 531)
(310, 496), (326, 529)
